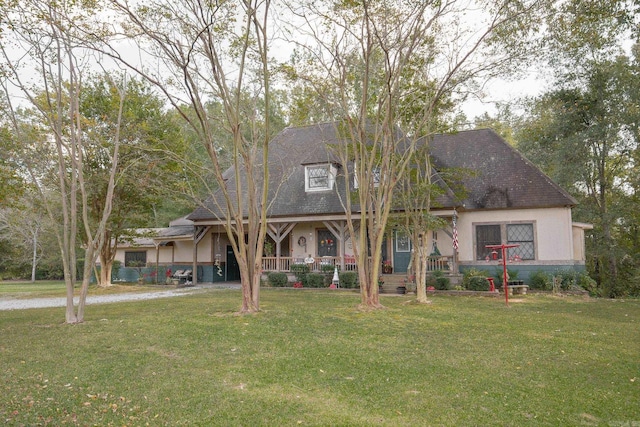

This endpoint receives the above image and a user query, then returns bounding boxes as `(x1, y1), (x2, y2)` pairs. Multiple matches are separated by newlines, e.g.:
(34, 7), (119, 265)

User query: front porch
(260, 255), (454, 274)
(189, 217), (459, 285)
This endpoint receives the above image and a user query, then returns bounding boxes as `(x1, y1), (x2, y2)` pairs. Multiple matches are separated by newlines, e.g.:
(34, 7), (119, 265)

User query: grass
(0, 280), (171, 299)
(1, 289), (638, 426)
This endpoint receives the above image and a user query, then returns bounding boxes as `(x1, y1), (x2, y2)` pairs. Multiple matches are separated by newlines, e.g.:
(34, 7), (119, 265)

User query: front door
(393, 230), (412, 273)
(226, 245), (241, 281)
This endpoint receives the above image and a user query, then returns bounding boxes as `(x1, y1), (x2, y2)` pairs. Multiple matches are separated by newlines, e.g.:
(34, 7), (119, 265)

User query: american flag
(452, 210), (459, 251)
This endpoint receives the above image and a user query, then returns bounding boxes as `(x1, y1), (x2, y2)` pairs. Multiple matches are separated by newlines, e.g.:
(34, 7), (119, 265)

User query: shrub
(339, 272), (358, 289)
(463, 268), (490, 291)
(577, 273), (599, 296)
(306, 273), (325, 288)
(291, 263), (310, 275)
(554, 269), (598, 294)
(290, 263), (310, 286)
(528, 270), (552, 290)
(554, 269), (580, 291)
(320, 263), (337, 273)
(111, 260), (122, 280)
(493, 267), (518, 286)
(427, 270), (451, 290)
(267, 272), (288, 287)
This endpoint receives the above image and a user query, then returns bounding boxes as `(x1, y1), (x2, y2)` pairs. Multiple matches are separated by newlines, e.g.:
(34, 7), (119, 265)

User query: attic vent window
(305, 164), (335, 192)
(353, 163), (381, 189)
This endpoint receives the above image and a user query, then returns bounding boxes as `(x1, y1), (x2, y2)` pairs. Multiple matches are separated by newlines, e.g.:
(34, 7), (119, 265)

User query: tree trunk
(99, 257), (113, 288)
(30, 228), (38, 283)
(415, 239), (429, 304)
(358, 224), (383, 309)
(97, 231), (115, 287)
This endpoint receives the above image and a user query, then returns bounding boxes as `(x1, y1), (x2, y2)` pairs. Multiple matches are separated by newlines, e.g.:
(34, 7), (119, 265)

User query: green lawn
(1, 289), (638, 426)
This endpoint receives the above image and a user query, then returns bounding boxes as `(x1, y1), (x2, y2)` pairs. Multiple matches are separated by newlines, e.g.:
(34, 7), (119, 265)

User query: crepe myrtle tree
(0, 0), (122, 323)
(103, 0), (277, 313)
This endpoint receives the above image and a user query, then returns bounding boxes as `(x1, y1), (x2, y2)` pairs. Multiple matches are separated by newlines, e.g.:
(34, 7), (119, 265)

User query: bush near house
(338, 271), (358, 288)
(290, 263), (310, 286)
(267, 272), (289, 287)
(529, 270), (553, 290)
(427, 270), (451, 290)
(306, 273), (325, 288)
(493, 267), (518, 286)
(463, 268), (490, 291)
(554, 269), (599, 295)
(320, 264), (336, 274)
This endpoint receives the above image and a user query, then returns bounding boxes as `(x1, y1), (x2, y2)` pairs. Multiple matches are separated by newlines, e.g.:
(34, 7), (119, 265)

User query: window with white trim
(353, 163), (381, 189)
(475, 223), (535, 260)
(305, 164), (336, 192)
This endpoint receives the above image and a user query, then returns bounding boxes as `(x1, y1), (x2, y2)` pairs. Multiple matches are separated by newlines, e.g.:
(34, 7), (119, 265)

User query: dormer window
(353, 163), (381, 189)
(305, 164), (336, 192)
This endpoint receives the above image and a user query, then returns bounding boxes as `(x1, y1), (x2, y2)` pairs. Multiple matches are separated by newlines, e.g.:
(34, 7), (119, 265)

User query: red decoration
(485, 244), (519, 306)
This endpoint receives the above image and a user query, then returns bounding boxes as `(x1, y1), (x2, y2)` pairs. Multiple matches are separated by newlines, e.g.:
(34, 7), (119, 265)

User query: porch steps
(378, 272), (463, 293)
(379, 274), (412, 294)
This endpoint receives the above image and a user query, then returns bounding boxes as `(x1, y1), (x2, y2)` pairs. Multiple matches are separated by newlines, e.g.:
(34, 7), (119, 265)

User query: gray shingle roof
(188, 125), (575, 222)
(429, 128), (576, 210)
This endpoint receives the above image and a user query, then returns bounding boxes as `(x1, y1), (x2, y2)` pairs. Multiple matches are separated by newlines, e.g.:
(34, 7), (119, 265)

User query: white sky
(461, 72), (548, 119)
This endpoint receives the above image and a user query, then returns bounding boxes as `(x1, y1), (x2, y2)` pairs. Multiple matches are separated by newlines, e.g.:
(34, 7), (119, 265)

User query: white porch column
(323, 220), (349, 271)
(267, 222), (296, 271)
(193, 226), (211, 285)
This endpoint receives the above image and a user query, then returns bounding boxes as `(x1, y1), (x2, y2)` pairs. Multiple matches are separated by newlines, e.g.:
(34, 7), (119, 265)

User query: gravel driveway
(0, 283), (240, 311)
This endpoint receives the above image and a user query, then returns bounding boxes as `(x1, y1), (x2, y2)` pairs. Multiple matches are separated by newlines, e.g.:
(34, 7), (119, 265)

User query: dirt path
(0, 283), (240, 311)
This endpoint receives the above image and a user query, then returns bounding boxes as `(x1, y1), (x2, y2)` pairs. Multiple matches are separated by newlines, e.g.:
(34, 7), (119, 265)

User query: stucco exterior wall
(114, 241), (198, 265)
(290, 222), (356, 260)
(114, 248), (148, 264)
(572, 225), (588, 262)
(457, 207), (575, 263)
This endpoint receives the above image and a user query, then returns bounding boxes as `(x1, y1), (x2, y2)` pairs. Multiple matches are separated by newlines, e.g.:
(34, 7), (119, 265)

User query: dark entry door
(226, 245), (241, 281)
(393, 231), (412, 273)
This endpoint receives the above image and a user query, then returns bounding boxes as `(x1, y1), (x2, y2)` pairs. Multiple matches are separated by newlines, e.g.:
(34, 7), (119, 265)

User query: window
(507, 224), (535, 260)
(353, 164), (380, 189)
(475, 223), (535, 261)
(125, 251), (147, 267)
(305, 164), (335, 191)
(476, 225), (501, 260)
(395, 231), (411, 252)
(317, 229), (337, 257)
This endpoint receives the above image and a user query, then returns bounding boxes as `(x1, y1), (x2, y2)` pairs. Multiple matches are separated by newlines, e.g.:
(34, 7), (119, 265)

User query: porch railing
(426, 256), (451, 272)
(261, 256), (451, 273)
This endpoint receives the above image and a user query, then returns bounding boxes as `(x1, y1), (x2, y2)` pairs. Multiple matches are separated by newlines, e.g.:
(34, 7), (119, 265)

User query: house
(115, 125), (590, 285)
(113, 216), (195, 283)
